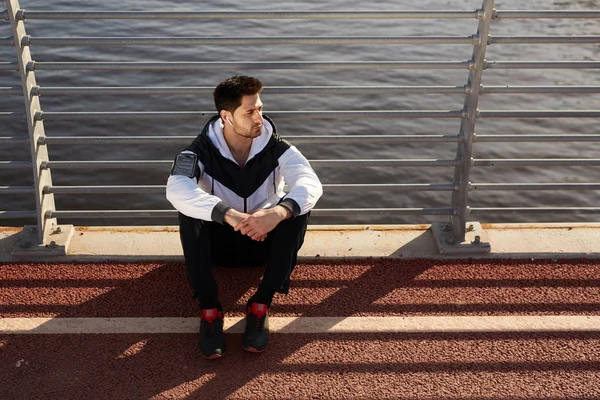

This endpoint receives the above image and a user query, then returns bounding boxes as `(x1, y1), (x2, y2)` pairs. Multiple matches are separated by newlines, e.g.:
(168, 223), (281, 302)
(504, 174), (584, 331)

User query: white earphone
(226, 117), (233, 126)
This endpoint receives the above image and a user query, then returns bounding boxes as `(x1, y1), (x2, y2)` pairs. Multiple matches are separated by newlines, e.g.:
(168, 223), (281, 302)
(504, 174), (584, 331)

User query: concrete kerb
(1, 223), (600, 262)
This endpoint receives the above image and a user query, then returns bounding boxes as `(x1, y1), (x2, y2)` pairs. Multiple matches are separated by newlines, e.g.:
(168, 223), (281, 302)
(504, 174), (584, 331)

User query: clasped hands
(224, 206), (291, 242)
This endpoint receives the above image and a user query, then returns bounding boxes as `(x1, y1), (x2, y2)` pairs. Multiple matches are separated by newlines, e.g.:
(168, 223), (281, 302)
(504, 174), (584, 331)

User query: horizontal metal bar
(496, 11), (600, 19)
(311, 208), (456, 217)
(40, 134), (461, 145)
(0, 136), (28, 144)
(45, 183), (457, 194)
(1, 36), (13, 46)
(491, 36), (600, 44)
(324, 183), (457, 192)
(0, 211), (37, 219)
(40, 136), (194, 145)
(0, 62), (17, 71)
(0, 186), (34, 194)
(46, 185), (165, 194)
(243, 134), (460, 144)
(471, 207), (600, 215)
(32, 85), (600, 96)
(42, 159), (460, 169)
(0, 112), (25, 120)
(479, 110), (600, 118)
(476, 134), (600, 142)
(38, 111), (218, 121)
(472, 183), (600, 191)
(44, 161), (170, 169)
(36, 86), (214, 96)
(36, 85), (468, 96)
(481, 86), (600, 94)
(21, 11), (479, 20)
(0, 87), (22, 95)
(26, 36), (477, 46)
(474, 159), (600, 167)
(48, 208), (456, 218)
(29, 61), (469, 71)
(304, 159), (461, 167)
(0, 161), (31, 169)
(486, 61), (600, 69)
(32, 85), (600, 97)
(49, 210), (175, 218)
(37, 110), (464, 120)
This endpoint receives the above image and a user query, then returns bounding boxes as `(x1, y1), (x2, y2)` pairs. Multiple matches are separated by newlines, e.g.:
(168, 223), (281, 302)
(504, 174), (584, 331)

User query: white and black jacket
(166, 114), (323, 223)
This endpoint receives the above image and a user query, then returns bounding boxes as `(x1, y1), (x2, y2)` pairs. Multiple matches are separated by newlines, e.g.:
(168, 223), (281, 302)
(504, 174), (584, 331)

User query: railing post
(6, 0), (73, 254)
(432, 0), (494, 254)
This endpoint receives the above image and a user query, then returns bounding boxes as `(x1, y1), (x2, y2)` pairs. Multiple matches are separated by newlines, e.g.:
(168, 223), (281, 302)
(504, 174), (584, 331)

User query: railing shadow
(0, 229), (21, 256)
(2, 329), (599, 399)
(1, 254), (599, 398)
(0, 255), (600, 398)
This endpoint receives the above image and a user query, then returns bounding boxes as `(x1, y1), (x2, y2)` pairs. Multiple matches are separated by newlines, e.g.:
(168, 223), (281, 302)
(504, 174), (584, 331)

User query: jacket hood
(200, 114), (279, 166)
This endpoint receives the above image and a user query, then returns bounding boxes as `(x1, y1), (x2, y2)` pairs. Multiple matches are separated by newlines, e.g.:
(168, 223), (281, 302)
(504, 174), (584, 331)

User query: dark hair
(213, 76), (263, 114)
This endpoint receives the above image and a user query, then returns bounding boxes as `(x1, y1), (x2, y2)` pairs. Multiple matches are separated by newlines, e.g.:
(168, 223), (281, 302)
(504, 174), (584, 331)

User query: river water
(1, 0), (599, 225)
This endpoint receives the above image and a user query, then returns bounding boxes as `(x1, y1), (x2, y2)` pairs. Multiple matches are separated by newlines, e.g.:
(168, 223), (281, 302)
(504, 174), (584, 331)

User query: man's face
(229, 94), (264, 139)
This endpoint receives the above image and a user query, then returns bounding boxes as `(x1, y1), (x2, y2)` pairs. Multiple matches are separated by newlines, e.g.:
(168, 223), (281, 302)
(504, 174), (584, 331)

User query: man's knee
(278, 212), (309, 231)
(178, 213), (217, 249)
(179, 212), (201, 232)
(271, 212), (310, 248)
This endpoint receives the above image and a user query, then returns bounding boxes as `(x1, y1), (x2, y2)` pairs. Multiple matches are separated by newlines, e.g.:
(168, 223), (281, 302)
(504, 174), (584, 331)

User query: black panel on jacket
(184, 115), (291, 199)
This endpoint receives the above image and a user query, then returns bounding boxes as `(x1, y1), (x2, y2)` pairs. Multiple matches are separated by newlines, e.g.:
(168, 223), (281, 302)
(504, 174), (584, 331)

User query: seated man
(166, 75), (323, 359)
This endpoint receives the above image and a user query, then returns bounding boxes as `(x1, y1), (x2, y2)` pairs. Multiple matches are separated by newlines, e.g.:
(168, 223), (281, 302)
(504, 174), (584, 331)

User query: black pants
(178, 212), (309, 308)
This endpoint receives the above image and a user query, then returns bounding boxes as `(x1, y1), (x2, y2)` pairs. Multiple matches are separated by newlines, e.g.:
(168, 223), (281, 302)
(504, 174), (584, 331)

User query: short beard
(233, 121), (262, 138)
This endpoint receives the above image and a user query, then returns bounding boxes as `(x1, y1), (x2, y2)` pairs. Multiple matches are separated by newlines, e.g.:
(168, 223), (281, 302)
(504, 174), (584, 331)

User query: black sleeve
(278, 198), (301, 219)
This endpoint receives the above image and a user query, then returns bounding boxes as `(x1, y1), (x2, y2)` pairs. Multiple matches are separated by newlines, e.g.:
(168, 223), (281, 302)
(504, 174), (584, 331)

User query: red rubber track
(1, 259), (599, 398)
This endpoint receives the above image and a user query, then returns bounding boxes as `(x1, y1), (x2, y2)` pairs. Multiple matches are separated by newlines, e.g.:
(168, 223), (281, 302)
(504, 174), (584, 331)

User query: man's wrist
(224, 209), (240, 225)
(275, 205), (292, 221)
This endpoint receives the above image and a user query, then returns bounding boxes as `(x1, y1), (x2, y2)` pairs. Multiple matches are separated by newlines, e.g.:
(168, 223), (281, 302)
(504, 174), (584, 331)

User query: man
(166, 76), (322, 359)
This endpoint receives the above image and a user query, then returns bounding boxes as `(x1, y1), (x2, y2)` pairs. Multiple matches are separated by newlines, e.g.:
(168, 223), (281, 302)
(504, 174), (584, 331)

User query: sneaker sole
(242, 345), (267, 353)
(202, 351), (226, 360)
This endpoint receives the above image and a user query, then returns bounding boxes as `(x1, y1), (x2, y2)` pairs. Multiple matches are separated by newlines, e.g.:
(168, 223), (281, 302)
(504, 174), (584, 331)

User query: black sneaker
(199, 308), (226, 359)
(242, 302), (269, 352)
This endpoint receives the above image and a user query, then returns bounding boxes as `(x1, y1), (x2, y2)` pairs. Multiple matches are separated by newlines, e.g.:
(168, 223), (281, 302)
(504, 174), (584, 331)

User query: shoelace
(252, 314), (266, 331)
(202, 317), (220, 335)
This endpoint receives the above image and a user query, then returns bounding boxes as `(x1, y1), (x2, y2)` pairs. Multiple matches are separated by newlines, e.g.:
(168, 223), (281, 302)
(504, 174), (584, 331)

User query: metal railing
(2, 0), (600, 251)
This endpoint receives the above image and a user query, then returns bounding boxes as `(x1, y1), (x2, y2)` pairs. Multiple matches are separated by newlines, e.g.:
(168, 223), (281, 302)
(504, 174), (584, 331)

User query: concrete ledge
(10, 225), (75, 257)
(1, 223), (600, 262)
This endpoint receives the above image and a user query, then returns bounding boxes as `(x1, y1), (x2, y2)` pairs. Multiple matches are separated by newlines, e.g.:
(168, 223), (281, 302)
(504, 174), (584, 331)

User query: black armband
(171, 153), (201, 180)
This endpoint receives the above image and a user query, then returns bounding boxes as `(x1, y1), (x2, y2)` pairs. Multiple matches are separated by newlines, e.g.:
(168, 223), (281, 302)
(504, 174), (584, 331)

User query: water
(1, 0), (599, 226)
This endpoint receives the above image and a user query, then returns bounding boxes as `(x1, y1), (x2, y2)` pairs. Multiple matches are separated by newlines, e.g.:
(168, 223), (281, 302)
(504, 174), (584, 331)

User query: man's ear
(220, 110), (233, 125)
(219, 110), (228, 122)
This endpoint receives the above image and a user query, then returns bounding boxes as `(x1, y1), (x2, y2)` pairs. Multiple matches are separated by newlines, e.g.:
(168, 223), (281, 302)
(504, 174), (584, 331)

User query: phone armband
(171, 153), (200, 179)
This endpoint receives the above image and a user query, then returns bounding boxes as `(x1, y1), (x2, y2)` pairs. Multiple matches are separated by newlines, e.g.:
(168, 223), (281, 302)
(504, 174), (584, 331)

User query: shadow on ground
(1, 254), (599, 398)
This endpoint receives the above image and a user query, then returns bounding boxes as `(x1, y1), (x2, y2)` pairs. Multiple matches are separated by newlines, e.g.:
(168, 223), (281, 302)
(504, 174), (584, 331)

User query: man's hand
(235, 206), (291, 241)
(223, 209), (251, 228)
